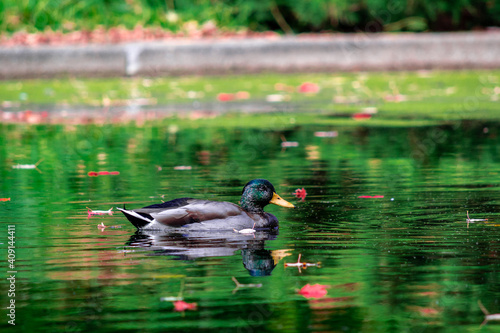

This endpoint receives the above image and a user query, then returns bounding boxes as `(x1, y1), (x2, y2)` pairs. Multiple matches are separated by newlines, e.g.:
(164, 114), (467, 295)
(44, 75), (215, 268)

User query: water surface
(1, 119), (500, 332)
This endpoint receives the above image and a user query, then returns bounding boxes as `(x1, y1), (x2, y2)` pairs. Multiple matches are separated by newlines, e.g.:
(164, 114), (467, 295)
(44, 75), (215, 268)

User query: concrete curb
(1, 32), (500, 79)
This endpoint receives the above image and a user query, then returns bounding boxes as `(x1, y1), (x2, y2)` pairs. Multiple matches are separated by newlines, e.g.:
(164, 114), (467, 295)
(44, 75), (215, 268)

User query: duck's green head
(240, 179), (294, 213)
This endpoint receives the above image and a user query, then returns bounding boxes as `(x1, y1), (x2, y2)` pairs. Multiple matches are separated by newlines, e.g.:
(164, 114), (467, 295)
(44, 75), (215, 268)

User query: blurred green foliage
(1, 0), (499, 34)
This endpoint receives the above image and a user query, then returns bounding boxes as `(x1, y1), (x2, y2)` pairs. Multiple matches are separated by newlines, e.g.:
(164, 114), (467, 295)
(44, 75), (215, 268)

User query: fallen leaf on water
(235, 91), (250, 99)
(298, 284), (328, 299)
(87, 207), (114, 218)
(234, 222), (256, 235)
(12, 159), (44, 170)
(274, 83), (294, 92)
(417, 291), (439, 297)
(478, 300), (500, 327)
(232, 277), (262, 293)
(408, 306), (440, 317)
(281, 141), (299, 148)
(160, 296), (184, 301)
(266, 94), (286, 102)
(361, 107), (378, 114)
(285, 254), (320, 273)
(173, 300), (197, 312)
(466, 210), (488, 228)
(174, 166), (192, 170)
(314, 131), (338, 138)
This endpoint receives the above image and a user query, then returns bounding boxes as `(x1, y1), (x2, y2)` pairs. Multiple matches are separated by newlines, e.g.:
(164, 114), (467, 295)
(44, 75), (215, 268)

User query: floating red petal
(173, 300), (198, 311)
(298, 284), (328, 299)
(88, 171), (120, 177)
(217, 93), (235, 102)
(352, 113), (372, 120)
(293, 188), (307, 201)
(298, 82), (320, 94)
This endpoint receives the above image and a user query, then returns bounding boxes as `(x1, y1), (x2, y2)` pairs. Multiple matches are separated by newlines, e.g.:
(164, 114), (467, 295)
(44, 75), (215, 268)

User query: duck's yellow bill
(270, 192), (295, 208)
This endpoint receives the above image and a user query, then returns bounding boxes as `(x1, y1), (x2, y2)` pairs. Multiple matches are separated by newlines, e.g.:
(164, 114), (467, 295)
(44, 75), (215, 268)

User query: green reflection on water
(1, 117), (500, 332)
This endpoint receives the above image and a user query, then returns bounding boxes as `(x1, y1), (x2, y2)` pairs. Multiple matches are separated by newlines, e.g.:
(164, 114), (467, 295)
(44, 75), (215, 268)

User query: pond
(1, 71), (500, 332)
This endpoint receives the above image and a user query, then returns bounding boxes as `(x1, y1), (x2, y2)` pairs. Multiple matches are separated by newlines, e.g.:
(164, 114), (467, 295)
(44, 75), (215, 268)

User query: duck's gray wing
(119, 198), (244, 229)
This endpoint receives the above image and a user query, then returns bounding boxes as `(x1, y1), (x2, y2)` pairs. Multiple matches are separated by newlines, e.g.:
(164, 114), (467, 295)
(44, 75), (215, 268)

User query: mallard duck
(117, 179), (294, 231)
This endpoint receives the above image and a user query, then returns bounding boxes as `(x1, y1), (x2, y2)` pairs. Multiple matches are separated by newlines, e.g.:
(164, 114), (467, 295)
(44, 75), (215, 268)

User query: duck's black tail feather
(117, 207), (151, 229)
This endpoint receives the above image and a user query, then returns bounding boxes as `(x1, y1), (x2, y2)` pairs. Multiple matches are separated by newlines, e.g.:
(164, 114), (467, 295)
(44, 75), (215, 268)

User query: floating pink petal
(314, 131), (338, 138)
(174, 166), (192, 170)
(298, 82), (320, 94)
(281, 141), (299, 147)
(217, 93), (235, 102)
(409, 306), (440, 316)
(298, 284), (328, 299)
(352, 113), (372, 120)
(87, 207), (114, 218)
(235, 91), (250, 99)
(293, 188), (307, 201)
(275, 83), (293, 91)
(384, 94), (407, 102)
(418, 307), (439, 316)
(173, 300), (197, 311)
(88, 171), (120, 177)
(266, 94), (286, 102)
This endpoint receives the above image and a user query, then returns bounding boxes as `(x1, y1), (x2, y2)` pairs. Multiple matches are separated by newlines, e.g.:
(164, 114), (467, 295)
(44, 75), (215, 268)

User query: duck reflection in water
(120, 179), (294, 276)
(127, 230), (280, 276)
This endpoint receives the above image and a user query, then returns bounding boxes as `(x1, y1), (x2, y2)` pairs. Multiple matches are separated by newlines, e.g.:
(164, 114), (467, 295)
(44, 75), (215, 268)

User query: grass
(1, 70), (499, 128)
